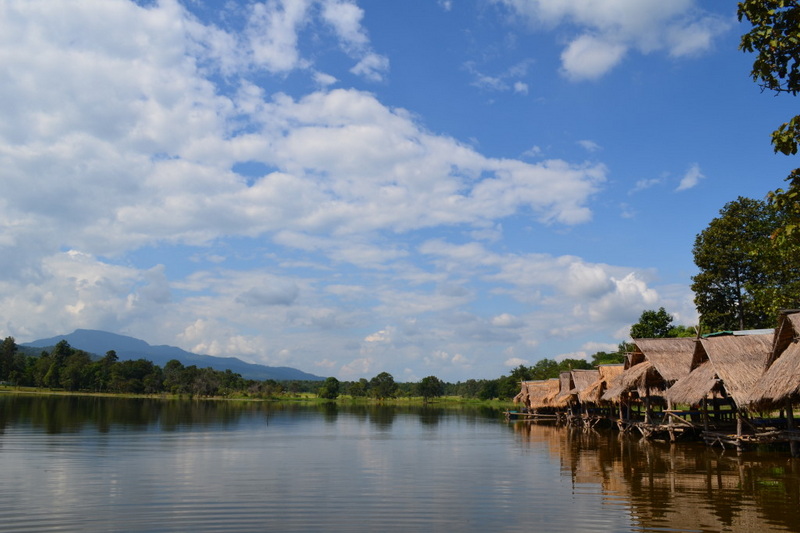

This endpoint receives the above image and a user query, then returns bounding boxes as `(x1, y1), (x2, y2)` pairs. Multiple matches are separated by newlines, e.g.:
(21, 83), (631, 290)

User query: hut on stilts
(508, 314), (800, 457)
(747, 310), (800, 455)
(509, 378), (561, 421)
(578, 364), (624, 427)
(602, 337), (695, 437)
(665, 331), (773, 450)
(554, 369), (600, 425)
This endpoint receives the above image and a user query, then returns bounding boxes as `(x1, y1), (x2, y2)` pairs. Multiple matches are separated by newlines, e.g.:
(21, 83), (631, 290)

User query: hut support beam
(787, 400), (799, 458)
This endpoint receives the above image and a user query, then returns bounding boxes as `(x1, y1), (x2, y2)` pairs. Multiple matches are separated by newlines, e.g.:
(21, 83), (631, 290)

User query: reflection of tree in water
(0, 395), (283, 434)
(368, 404), (396, 430)
(418, 406), (444, 427)
(512, 422), (800, 532)
(319, 401), (338, 423)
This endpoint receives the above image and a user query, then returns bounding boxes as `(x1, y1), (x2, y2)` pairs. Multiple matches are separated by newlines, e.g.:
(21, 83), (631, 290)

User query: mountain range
(22, 329), (325, 382)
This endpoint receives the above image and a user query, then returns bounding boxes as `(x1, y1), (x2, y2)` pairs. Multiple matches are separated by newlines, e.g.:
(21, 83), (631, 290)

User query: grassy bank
(0, 385), (514, 409)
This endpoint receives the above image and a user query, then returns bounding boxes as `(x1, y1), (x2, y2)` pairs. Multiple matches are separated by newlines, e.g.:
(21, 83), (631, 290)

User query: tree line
(0, 307), (683, 402)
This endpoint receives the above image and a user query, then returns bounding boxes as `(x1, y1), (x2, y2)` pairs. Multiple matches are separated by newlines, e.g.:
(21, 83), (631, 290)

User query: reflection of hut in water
(514, 421), (800, 532)
(602, 338), (695, 426)
(665, 331), (773, 448)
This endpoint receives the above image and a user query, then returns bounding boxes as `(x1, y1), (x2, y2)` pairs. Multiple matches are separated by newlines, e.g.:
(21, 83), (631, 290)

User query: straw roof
(544, 377), (570, 408)
(632, 337), (696, 383)
(694, 333), (773, 408)
(748, 312), (800, 408)
(569, 369), (600, 395)
(664, 360), (719, 406)
(602, 361), (660, 401)
(602, 338), (695, 402)
(764, 311), (800, 369)
(556, 371), (574, 401)
(579, 364), (624, 404)
(748, 342), (800, 407)
(519, 379), (562, 409)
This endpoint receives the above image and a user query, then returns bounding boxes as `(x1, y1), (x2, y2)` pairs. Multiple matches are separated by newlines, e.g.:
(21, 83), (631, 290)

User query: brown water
(0, 394), (798, 532)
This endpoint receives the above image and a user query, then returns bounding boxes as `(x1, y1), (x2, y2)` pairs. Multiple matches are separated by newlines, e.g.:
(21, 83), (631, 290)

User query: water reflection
(3, 395), (797, 532)
(0, 394), (498, 435)
(512, 422), (800, 532)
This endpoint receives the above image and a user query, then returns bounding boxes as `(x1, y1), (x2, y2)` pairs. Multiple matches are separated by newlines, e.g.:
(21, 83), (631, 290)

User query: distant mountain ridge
(23, 329), (324, 382)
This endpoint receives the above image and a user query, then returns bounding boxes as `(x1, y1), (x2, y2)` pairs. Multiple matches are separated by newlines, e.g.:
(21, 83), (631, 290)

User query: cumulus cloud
(560, 35), (626, 81)
(0, 0), (690, 381)
(494, 0), (729, 79)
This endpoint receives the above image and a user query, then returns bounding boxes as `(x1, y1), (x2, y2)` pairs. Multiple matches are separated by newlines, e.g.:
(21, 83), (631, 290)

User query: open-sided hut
(748, 311), (800, 411)
(555, 369), (601, 416)
(579, 364), (624, 404)
(517, 379), (562, 411)
(603, 337), (695, 403)
(570, 369), (601, 398)
(666, 332), (773, 411)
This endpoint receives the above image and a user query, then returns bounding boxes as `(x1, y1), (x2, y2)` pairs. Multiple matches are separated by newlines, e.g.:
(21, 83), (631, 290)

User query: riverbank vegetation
(0, 307), (680, 404)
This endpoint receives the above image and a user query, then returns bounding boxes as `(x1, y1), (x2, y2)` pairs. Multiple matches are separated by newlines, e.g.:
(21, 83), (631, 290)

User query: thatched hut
(579, 364), (624, 404)
(553, 368), (601, 415)
(602, 338), (695, 402)
(569, 369), (601, 396)
(516, 378), (562, 410)
(747, 311), (800, 411)
(556, 371), (575, 403)
(666, 332), (773, 411)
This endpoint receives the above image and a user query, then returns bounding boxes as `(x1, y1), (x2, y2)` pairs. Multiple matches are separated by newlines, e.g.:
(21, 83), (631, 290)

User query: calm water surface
(0, 394), (798, 532)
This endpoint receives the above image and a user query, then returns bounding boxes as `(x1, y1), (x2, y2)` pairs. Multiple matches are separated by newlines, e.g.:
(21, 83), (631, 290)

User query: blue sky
(1, 0), (798, 382)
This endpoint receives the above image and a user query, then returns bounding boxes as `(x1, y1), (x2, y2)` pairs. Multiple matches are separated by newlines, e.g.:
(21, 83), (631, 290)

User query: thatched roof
(518, 379), (562, 409)
(764, 311), (800, 369)
(579, 364), (624, 404)
(633, 337), (696, 383)
(697, 333), (772, 408)
(556, 371), (574, 400)
(602, 361), (661, 401)
(602, 338), (695, 402)
(748, 312), (800, 408)
(664, 360), (719, 406)
(748, 343), (800, 407)
(569, 369), (600, 395)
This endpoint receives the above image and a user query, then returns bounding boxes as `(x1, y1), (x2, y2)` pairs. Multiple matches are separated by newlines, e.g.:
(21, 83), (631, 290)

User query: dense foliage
(691, 197), (800, 331)
(739, 0), (800, 244)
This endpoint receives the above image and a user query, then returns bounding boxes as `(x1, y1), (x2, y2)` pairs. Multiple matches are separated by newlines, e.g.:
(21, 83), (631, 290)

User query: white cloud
(246, 0), (313, 73)
(577, 139), (601, 152)
(495, 0), (729, 79)
(492, 313), (524, 328)
(350, 52), (390, 81)
(630, 176), (663, 194)
(676, 163), (705, 191)
(560, 35), (626, 81)
(0, 0), (695, 382)
(465, 60), (533, 93)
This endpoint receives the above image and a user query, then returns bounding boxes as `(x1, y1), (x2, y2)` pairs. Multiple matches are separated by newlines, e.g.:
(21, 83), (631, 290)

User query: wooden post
(667, 398), (675, 442)
(787, 400), (799, 458)
(644, 389), (651, 425)
(702, 397), (709, 432)
(736, 409), (744, 454)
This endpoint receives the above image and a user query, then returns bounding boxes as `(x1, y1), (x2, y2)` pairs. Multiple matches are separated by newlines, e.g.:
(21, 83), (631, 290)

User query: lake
(0, 395), (798, 532)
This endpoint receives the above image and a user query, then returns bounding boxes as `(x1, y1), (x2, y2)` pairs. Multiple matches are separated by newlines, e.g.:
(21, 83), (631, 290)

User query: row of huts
(511, 310), (800, 453)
